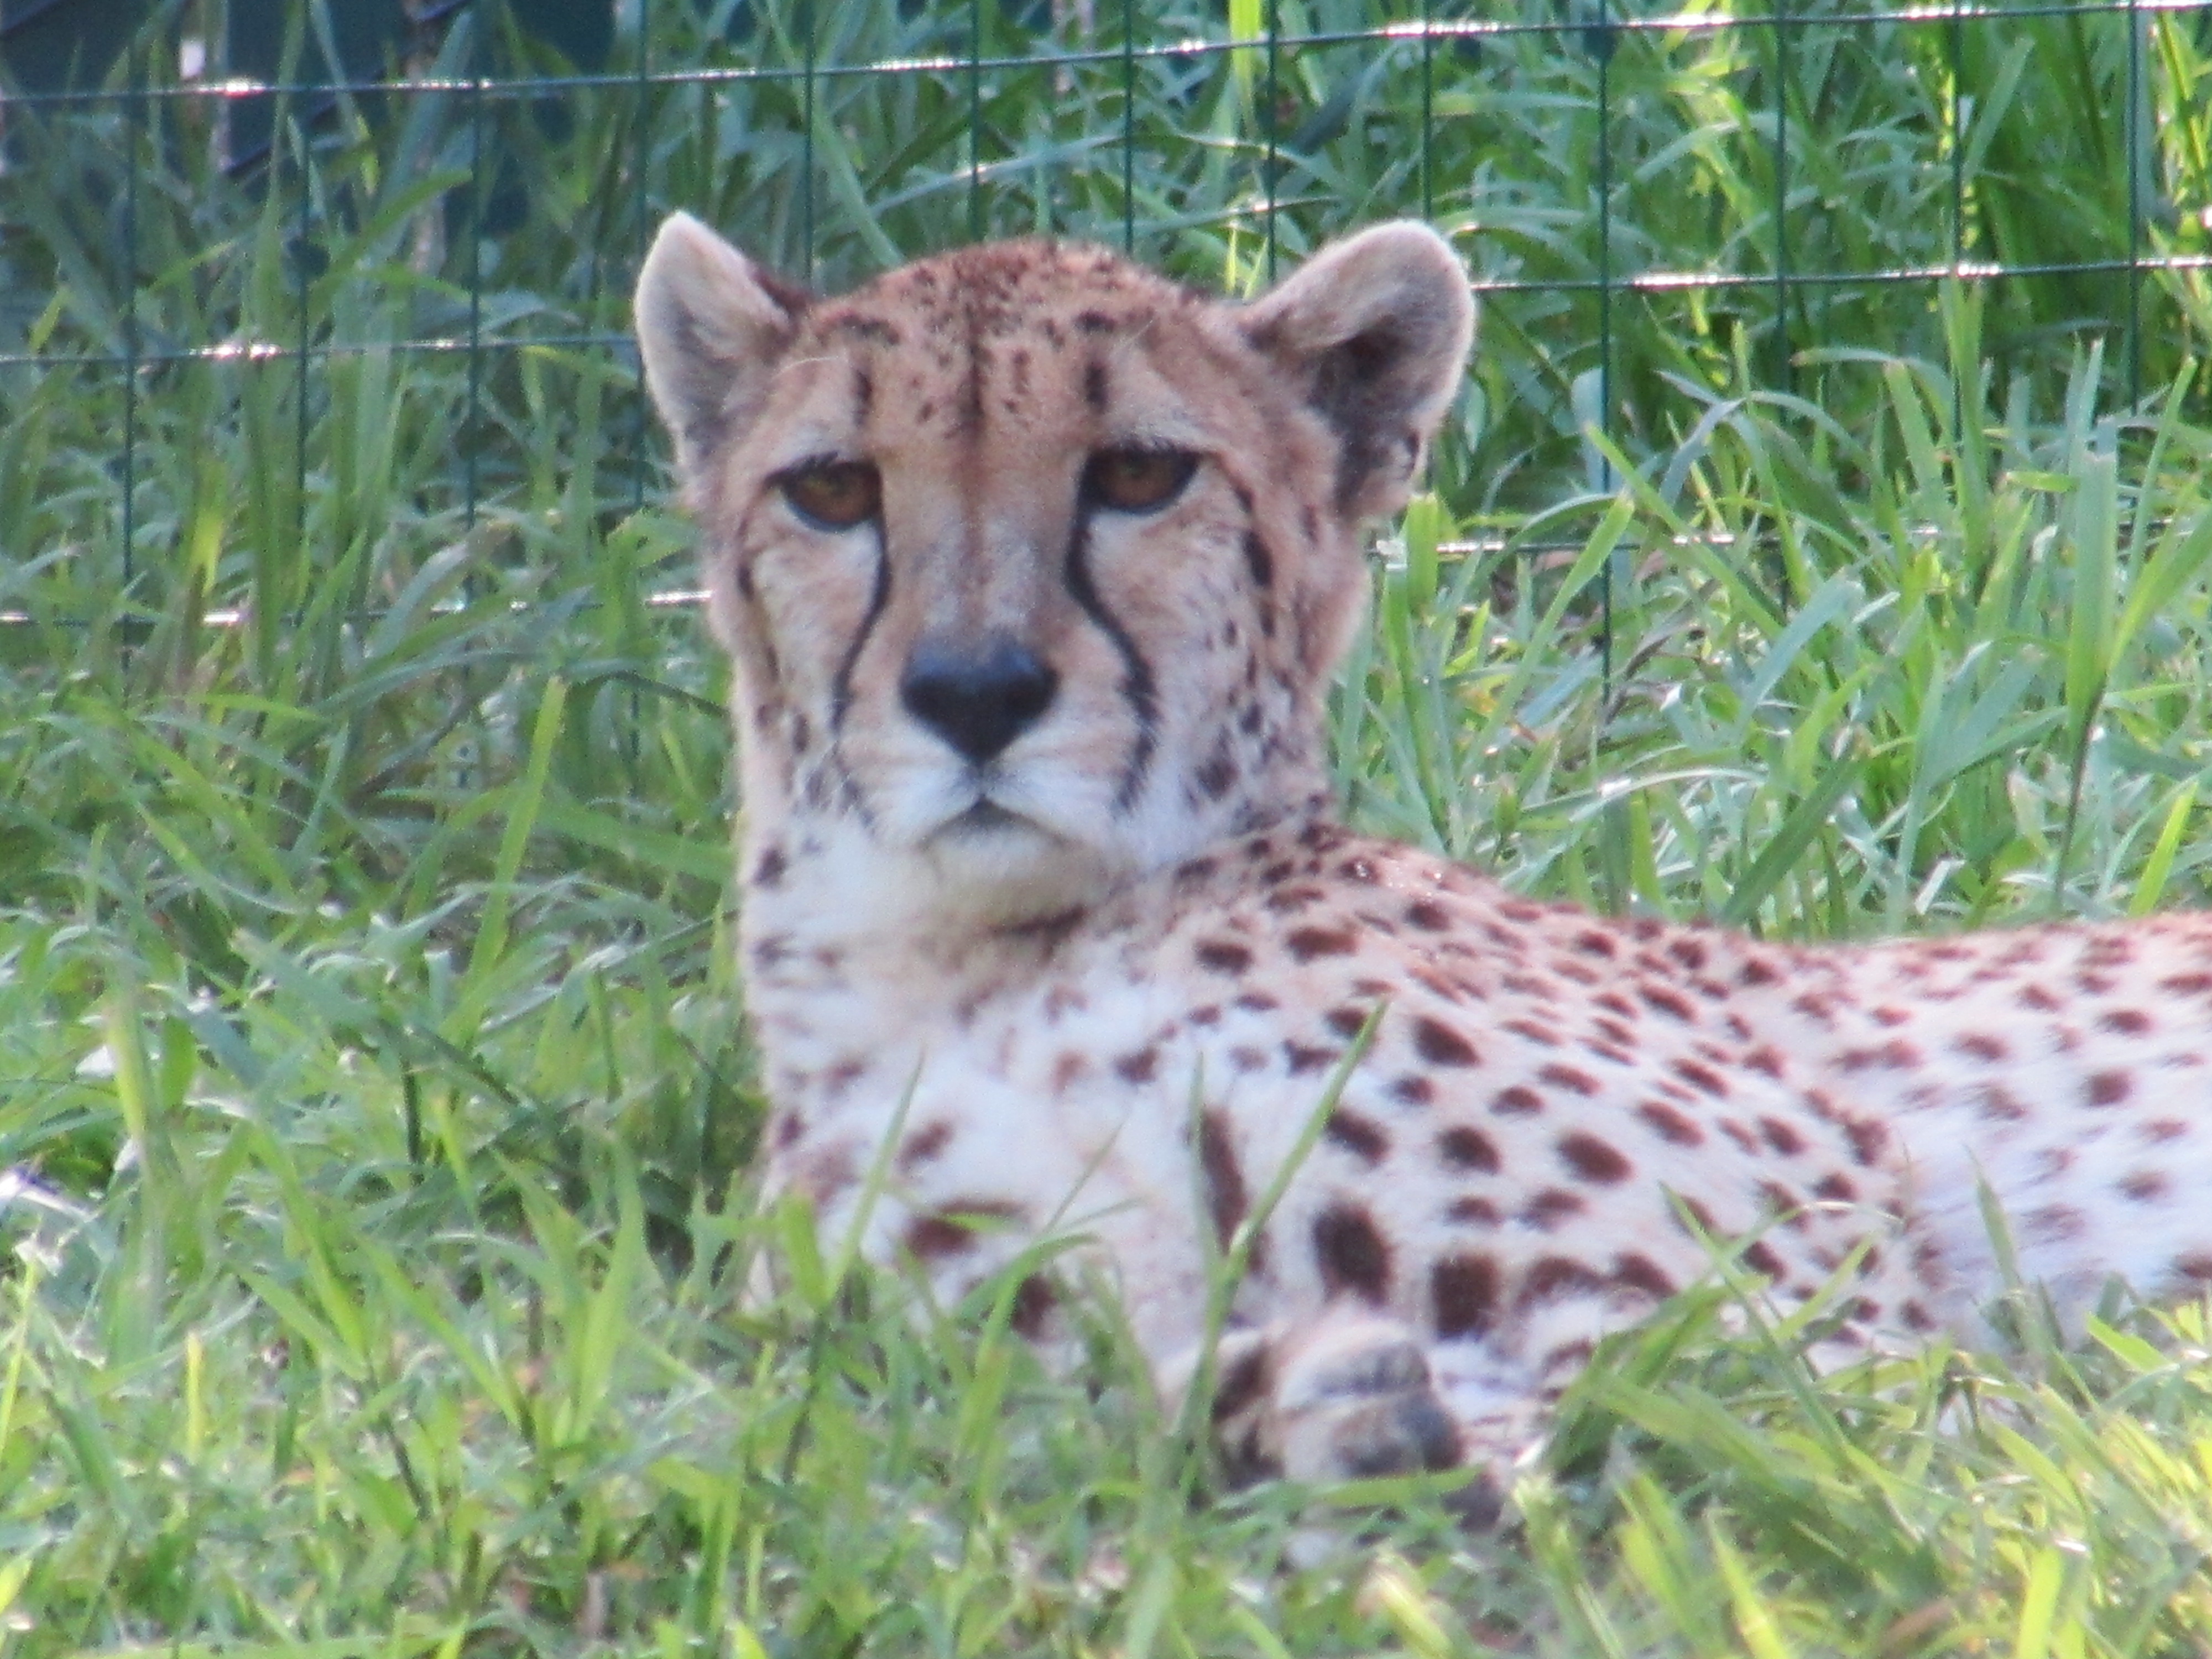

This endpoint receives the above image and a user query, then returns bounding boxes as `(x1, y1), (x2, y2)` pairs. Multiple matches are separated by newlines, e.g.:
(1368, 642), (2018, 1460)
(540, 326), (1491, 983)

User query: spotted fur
(636, 214), (2212, 1504)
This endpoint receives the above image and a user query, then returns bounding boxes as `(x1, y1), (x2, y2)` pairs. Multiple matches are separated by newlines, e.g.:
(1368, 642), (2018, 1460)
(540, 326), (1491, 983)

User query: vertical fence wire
(1595, 0), (1616, 696)
(1264, 0), (1280, 284)
(2126, 0), (2145, 406)
(800, 4), (817, 280)
(1771, 0), (1794, 397)
(1948, 0), (1965, 443)
(120, 40), (143, 593)
(293, 98), (312, 573)
(631, 0), (653, 513)
(1120, 0), (1136, 254)
(629, 0), (654, 770)
(968, 0), (985, 243)
(462, 34), (486, 538)
(1419, 0), (1434, 224)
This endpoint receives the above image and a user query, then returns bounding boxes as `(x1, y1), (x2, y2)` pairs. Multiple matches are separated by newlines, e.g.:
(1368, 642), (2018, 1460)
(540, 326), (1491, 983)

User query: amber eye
(1084, 447), (1199, 514)
(778, 460), (881, 530)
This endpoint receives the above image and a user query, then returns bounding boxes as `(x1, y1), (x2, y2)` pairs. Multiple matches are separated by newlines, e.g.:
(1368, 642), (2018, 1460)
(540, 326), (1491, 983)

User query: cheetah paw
(1202, 1309), (1504, 1529)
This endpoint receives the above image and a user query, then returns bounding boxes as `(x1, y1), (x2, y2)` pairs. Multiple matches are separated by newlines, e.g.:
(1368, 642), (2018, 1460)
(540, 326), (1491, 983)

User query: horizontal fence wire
(1, 0), (2209, 662)
(8, 2), (2212, 113)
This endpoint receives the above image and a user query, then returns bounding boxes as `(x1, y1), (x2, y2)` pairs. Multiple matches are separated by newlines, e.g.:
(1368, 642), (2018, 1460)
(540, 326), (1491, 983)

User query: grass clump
(5, 0), (2212, 1652)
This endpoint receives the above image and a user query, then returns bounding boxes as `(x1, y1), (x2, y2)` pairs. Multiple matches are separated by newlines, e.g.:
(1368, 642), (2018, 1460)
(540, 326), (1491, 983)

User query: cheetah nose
(900, 633), (1059, 765)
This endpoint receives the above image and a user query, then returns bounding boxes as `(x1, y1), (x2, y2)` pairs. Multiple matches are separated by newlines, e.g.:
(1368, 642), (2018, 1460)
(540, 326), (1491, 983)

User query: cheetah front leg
(1172, 1306), (1534, 1527)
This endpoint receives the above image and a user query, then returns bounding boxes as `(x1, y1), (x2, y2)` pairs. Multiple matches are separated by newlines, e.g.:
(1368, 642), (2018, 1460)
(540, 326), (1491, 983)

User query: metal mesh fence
(2, 0), (2209, 620)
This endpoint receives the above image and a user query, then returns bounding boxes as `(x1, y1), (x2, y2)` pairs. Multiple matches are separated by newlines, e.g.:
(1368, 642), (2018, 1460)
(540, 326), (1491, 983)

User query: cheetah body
(635, 215), (2212, 1489)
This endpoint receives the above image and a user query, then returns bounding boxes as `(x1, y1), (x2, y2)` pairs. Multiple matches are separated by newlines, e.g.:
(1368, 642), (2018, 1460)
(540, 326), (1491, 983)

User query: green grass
(4, 0), (2212, 1652)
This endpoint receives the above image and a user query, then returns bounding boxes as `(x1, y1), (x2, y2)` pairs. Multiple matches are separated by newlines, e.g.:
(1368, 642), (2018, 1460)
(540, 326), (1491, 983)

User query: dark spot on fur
(1670, 1058), (1730, 1097)
(1243, 530), (1275, 588)
(1845, 1117), (1891, 1165)
(1010, 1274), (1057, 1338)
(1759, 1117), (1806, 1156)
(1490, 1084), (1543, 1115)
(1558, 1132), (1631, 1184)
(1212, 1343), (1272, 1423)
(2085, 1070), (2132, 1107)
(1198, 1110), (1248, 1251)
(1324, 1110), (1389, 1162)
(1432, 1255), (1500, 1338)
(1114, 1047), (1159, 1084)
(1613, 1254), (1676, 1300)
(1437, 1125), (1500, 1173)
(1636, 1101), (1703, 1146)
(906, 1200), (1021, 1260)
(1522, 1188), (1585, 1229)
(828, 312), (899, 345)
(2027, 1203), (2086, 1242)
(1287, 926), (1358, 962)
(1313, 1205), (1392, 1302)
(1741, 1240), (1785, 1279)
(1194, 739), (1238, 801)
(898, 1120), (953, 1168)
(1197, 940), (1253, 974)
(1516, 1257), (1604, 1309)
(1412, 1016), (1479, 1067)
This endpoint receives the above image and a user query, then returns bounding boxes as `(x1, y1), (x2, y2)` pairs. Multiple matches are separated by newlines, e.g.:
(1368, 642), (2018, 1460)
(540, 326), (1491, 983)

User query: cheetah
(634, 212), (2212, 1512)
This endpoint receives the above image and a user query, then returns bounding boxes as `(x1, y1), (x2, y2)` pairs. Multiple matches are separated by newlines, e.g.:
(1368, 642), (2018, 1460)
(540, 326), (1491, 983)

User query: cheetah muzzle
(635, 212), (2212, 1519)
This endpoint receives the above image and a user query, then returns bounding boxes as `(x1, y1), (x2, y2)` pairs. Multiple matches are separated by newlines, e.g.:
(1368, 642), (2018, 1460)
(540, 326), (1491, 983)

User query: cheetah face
(636, 219), (1472, 925)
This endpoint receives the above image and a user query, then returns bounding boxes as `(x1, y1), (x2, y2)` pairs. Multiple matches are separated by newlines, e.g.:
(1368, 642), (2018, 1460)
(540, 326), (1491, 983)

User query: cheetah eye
(777, 459), (882, 530)
(1084, 447), (1199, 515)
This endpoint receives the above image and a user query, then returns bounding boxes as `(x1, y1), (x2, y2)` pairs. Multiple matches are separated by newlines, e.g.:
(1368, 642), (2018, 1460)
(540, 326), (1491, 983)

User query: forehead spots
(826, 311), (901, 346)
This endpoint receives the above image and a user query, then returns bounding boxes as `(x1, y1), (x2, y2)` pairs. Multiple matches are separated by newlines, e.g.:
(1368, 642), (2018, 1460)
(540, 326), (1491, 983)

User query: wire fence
(2, 0), (2210, 629)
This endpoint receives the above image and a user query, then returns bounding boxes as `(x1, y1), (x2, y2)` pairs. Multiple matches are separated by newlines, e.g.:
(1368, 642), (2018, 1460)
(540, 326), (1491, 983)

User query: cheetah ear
(1239, 222), (1474, 521)
(634, 212), (812, 488)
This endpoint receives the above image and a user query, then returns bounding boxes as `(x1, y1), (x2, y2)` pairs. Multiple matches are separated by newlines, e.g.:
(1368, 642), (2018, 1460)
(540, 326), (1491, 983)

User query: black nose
(900, 634), (1059, 765)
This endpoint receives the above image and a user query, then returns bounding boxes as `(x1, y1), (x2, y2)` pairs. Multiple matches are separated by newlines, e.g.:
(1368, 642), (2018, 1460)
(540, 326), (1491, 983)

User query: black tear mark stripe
(1065, 508), (1159, 812)
(1241, 530), (1274, 589)
(828, 534), (893, 735)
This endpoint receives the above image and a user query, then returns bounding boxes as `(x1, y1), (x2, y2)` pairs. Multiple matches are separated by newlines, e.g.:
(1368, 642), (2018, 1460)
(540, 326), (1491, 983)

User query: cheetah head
(635, 218), (1472, 929)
